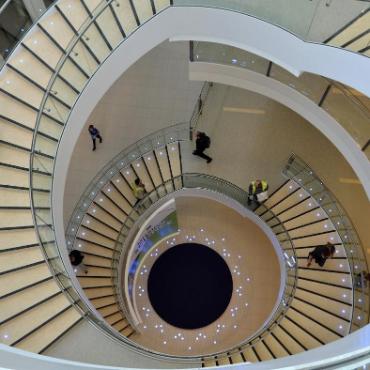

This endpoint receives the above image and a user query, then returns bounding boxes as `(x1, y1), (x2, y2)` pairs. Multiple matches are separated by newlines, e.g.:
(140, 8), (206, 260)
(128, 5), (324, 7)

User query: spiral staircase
(63, 132), (365, 365)
(0, 0), (369, 369)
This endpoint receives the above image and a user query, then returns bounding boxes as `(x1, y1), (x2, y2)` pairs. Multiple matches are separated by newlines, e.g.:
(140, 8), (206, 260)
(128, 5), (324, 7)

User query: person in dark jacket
(307, 243), (336, 267)
(69, 250), (88, 274)
(354, 271), (370, 288)
(192, 131), (212, 163)
(88, 124), (103, 151)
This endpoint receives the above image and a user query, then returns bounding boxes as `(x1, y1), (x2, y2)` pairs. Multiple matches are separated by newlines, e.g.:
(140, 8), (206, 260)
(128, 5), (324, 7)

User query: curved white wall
(189, 61), (370, 199)
(54, 6), (370, 240)
(2, 324), (370, 369)
(52, 6), (370, 333)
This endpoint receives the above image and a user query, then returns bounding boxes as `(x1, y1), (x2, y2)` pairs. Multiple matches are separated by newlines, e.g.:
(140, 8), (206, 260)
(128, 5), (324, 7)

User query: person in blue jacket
(88, 124), (103, 151)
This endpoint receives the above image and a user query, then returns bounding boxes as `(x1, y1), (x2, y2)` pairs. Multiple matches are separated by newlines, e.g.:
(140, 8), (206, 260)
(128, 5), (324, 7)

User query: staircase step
(16, 305), (81, 353)
(0, 279), (61, 323)
(0, 293), (71, 346)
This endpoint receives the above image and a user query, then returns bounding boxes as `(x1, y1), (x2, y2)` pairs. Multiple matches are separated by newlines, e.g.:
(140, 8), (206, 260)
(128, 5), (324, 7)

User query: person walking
(132, 178), (146, 206)
(307, 243), (336, 267)
(88, 124), (103, 151)
(248, 179), (269, 205)
(192, 131), (212, 163)
(69, 250), (88, 274)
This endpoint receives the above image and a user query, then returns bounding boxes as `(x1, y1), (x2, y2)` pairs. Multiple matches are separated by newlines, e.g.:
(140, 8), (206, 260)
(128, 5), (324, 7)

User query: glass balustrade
(113, 172), (297, 359)
(283, 153), (369, 332)
(62, 112), (296, 358)
(36, 123), (193, 361)
(173, 0), (370, 56)
(0, 0), (57, 66)
(0, 0), (369, 71)
(191, 41), (370, 160)
(9, 0), (365, 363)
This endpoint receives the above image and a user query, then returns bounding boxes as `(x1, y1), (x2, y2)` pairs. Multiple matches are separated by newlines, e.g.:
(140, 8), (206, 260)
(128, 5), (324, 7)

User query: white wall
(63, 41), (202, 224)
(188, 62), (370, 200)
(55, 6), (370, 238)
(50, 7), (370, 364)
(2, 325), (370, 369)
(44, 320), (198, 369)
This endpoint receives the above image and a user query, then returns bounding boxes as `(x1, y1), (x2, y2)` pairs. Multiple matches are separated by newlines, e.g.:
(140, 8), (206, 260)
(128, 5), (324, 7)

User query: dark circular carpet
(147, 243), (233, 329)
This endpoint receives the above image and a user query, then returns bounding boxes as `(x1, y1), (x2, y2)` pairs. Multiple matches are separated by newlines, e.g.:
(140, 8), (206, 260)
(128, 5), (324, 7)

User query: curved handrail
(2, 329), (370, 370)
(173, 0), (370, 53)
(113, 172), (297, 359)
(4, 0), (361, 363)
(62, 111), (296, 359)
(283, 153), (370, 330)
(0, 0), (369, 74)
(0, 0), (57, 67)
(173, 1), (370, 57)
(28, 2), (202, 364)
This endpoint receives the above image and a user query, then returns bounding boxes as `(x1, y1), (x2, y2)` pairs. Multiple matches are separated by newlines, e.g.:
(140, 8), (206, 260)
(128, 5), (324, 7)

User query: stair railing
(114, 172), (297, 359)
(189, 79), (213, 138)
(283, 153), (370, 330)
(0, 0), (57, 67)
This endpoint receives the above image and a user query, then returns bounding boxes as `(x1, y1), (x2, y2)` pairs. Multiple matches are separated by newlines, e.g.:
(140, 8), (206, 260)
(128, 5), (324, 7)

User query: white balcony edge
(46, 5), (370, 368)
(188, 61), (370, 200)
(1, 324), (370, 369)
(54, 7), (370, 255)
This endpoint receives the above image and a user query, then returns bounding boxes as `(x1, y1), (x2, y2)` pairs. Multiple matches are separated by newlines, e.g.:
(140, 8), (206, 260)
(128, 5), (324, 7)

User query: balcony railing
(190, 41), (370, 160)
(3, 0), (362, 365)
(174, 0), (370, 56)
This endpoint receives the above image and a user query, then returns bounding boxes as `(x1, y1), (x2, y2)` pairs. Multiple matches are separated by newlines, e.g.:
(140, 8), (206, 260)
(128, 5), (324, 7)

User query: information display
(127, 202), (178, 298)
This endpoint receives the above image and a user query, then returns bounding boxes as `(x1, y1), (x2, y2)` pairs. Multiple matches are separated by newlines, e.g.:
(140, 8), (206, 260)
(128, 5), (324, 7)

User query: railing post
(189, 40), (194, 62)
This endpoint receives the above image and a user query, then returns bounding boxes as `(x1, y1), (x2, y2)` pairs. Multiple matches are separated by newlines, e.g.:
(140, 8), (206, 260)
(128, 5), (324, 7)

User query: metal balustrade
(0, 0), (368, 364)
(283, 153), (369, 331)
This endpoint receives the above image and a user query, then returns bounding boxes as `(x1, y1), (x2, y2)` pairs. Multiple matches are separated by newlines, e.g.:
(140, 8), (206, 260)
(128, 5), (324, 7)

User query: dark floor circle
(147, 243), (233, 329)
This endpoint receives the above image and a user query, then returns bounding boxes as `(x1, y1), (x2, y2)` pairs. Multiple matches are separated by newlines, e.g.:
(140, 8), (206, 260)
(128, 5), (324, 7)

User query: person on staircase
(354, 270), (370, 288)
(192, 131), (213, 163)
(132, 178), (147, 207)
(69, 250), (88, 274)
(247, 179), (269, 206)
(88, 124), (103, 151)
(306, 242), (336, 267)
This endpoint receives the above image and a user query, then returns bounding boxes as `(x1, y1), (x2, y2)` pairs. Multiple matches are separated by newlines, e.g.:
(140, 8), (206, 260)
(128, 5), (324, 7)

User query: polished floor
(128, 197), (281, 356)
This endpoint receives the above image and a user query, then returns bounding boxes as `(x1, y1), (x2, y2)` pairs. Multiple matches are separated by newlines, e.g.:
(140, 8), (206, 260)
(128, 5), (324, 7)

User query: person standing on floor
(88, 124), (103, 151)
(307, 242), (336, 267)
(192, 131), (212, 163)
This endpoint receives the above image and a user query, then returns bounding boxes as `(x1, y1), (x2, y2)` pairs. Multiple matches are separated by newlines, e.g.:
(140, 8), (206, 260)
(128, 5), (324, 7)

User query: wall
(63, 41), (202, 225)
(182, 78), (370, 264)
(44, 320), (198, 369)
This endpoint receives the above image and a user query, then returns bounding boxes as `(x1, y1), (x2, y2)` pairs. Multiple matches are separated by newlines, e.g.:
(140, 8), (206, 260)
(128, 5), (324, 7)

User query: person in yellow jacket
(248, 179), (268, 205)
(132, 178), (146, 206)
